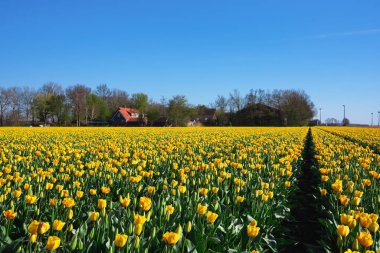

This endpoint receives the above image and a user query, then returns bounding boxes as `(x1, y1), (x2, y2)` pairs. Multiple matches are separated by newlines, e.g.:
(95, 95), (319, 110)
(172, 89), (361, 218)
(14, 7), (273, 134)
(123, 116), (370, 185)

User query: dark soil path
(278, 128), (327, 253)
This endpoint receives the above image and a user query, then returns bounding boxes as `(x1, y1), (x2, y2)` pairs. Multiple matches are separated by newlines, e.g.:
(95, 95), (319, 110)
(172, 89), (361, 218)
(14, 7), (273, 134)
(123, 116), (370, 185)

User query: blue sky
(0, 0), (379, 124)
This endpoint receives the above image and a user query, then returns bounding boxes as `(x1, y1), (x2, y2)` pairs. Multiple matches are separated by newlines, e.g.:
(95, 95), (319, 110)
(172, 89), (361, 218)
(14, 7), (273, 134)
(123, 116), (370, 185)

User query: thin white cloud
(306, 29), (380, 39)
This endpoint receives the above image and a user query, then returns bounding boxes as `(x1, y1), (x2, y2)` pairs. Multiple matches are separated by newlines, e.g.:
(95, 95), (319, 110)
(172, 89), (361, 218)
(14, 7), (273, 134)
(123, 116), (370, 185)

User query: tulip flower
(46, 236), (61, 251)
(162, 231), (180, 245)
(114, 234), (128, 248)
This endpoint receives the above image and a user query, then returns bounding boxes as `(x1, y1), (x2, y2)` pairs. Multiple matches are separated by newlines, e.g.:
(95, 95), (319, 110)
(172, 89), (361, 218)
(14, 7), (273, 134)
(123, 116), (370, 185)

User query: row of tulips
(313, 127), (380, 253)
(0, 127), (307, 252)
(322, 127), (380, 153)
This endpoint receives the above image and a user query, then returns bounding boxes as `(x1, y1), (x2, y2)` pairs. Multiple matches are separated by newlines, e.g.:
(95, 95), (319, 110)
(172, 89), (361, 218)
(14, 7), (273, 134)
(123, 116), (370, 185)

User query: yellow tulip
(162, 231), (180, 245)
(38, 222), (50, 234)
(369, 222), (379, 233)
(357, 231), (373, 247)
(337, 225), (349, 237)
(28, 220), (39, 234)
(46, 236), (61, 251)
(165, 205), (175, 215)
(98, 199), (107, 209)
(76, 190), (84, 198)
(199, 188), (209, 196)
(62, 198), (76, 208)
(3, 210), (16, 220)
(197, 204), (207, 216)
(139, 196), (151, 211)
(89, 212), (100, 221)
(29, 234), (37, 243)
(26, 195), (37, 204)
(114, 233), (128, 248)
(101, 186), (110, 194)
(120, 197), (131, 207)
(247, 225), (260, 238)
(206, 211), (218, 224)
(13, 189), (22, 198)
(53, 220), (66, 231)
(134, 214), (147, 225)
(134, 224), (143, 236)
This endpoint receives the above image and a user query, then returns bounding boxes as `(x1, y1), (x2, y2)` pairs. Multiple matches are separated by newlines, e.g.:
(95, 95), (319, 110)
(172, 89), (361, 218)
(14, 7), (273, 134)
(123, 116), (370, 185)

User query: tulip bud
(150, 227), (156, 238)
(176, 224), (183, 239)
(185, 221), (192, 233)
(71, 235), (78, 250)
(369, 222), (379, 233)
(337, 235), (343, 247)
(78, 238), (84, 250)
(352, 239), (359, 251)
(30, 234), (37, 243)
(147, 210), (152, 222)
(214, 201), (219, 211)
(128, 223), (133, 234)
(134, 236), (140, 249)
(69, 224), (73, 232)
(89, 228), (95, 239)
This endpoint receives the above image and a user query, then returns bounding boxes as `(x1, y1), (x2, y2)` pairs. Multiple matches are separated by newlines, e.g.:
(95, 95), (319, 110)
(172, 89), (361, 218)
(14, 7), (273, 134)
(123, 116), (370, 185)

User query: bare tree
(8, 87), (22, 125)
(0, 87), (12, 126)
(96, 84), (111, 101)
(108, 89), (130, 111)
(244, 89), (256, 107)
(66, 84), (91, 126)
(228, 89), (243, 112)
(21, 87), (36, 122)
(215, 95), (228, 112)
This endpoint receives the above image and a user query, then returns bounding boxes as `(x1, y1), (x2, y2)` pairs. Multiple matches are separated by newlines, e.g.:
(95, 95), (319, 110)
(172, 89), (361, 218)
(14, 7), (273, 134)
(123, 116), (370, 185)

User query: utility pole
(319, 108), (322, 125)
(371, 112), (373, 126)
(378, 111), (380, 127)
(342, 105), (345, 126)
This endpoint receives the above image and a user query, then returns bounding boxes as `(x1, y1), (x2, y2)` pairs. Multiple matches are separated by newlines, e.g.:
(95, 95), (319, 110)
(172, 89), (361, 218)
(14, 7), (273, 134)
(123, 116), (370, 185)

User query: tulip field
(314, 127), (380, 253)
(0, 126), (379, 253)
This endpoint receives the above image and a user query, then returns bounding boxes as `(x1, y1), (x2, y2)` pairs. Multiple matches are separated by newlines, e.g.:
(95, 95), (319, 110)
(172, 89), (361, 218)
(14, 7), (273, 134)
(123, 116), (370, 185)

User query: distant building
(233, 103), (285, 126)
(188, 107), (217, 126)
(110, 107), (147, 126)
(152, 116), (171, 126)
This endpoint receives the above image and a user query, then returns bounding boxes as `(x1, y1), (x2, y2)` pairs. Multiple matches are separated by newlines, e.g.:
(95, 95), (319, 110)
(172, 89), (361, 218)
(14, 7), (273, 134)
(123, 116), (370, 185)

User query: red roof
(118, 107), (140, 122)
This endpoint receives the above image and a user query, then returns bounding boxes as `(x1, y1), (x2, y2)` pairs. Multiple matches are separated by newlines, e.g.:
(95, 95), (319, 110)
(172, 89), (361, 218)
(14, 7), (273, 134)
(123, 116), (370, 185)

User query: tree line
(0, 83), (315, 126)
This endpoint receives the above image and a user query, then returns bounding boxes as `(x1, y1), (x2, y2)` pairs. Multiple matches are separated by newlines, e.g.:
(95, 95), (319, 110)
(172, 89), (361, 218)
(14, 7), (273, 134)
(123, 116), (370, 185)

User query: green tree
(87, 93), (111, 121)
(279, 90), (315, 126)
(131, 93), (148, 125)
(146, 104), (161, 126)
(168, 95), (192, 126)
